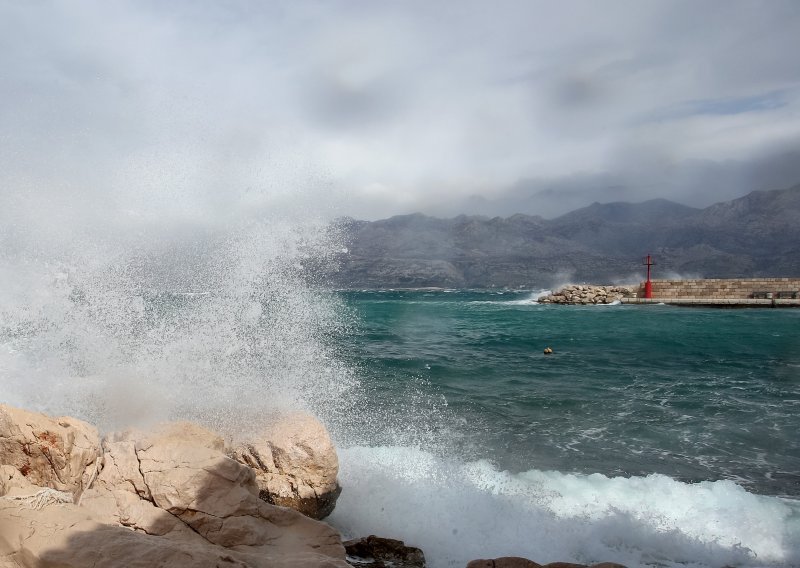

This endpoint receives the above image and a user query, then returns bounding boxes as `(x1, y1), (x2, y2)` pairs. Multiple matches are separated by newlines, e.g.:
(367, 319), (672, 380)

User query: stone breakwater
(538, 285), (635, 305)
(0, 404), (630, 568)
(647, 277), (800, 299)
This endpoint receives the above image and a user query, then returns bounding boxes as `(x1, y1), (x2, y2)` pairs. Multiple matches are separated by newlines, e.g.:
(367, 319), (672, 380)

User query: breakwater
(538, 279), (800, 307)
(537, 284), (635, 305)
(623, 277), (800, 307)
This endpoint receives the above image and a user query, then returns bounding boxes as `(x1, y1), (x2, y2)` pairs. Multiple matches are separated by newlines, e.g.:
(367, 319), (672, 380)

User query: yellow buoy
(543, 347), (553, 355)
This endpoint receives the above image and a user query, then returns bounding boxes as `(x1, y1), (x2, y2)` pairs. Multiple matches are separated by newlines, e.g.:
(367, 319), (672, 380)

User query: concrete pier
(621, 278), (800, 307)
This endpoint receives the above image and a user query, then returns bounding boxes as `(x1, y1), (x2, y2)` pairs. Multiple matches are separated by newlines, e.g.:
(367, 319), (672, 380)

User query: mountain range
(326, 183), (800, 289)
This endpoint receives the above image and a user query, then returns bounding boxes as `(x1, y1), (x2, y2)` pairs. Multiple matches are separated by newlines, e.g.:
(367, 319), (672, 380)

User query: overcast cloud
(1, 0), (799, 221)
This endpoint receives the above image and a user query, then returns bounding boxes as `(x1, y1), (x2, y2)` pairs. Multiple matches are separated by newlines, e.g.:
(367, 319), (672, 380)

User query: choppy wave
(329, 445), (800, 568)
(466, 289), (551, 306)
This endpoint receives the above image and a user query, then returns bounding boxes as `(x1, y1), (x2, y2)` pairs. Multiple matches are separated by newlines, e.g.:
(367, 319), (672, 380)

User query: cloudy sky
(1, 0), (799, 221)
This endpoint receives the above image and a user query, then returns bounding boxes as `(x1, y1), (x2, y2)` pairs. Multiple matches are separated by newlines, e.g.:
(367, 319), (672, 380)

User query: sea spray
(0, 179), (362, 437)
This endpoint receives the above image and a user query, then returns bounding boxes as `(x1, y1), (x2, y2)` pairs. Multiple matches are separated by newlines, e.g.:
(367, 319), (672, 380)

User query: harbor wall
(639, 278), (800, 299)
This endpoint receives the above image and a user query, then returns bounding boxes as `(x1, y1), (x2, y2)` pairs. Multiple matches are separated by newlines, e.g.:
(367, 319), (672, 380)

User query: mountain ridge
(326, 184), (800, 288)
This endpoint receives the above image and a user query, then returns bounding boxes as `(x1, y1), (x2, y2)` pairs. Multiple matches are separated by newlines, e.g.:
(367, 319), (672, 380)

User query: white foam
(328, 446), (800, 568)
(505, 298), (542, 306)
(503, 289), (552, 305)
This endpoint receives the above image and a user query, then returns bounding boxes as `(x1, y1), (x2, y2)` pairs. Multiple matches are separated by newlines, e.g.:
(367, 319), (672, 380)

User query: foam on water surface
(467, 289), (551, 306)
(329, 445), (800, 568)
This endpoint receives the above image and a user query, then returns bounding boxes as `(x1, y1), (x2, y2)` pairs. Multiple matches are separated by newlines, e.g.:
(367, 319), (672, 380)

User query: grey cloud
(1, 0), (799, 223)
(418, 142), (800, 220)
(298, 35), (409, 131)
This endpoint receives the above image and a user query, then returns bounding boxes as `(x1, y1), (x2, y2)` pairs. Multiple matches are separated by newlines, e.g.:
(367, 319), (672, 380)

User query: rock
(344, 535), (425, 568)
(1, 495), (348, 567)
(137, 435), (261, 545)
(0, 404), (100, 498)
(466, 561), (627, 568)
(232, 412), (341, 519)
(538, 285), (634, 305)
(540, 562), (627, 568)
(0, 499), (223, 568)
(0, 464), (39, 497)
(0, 405), (350, 568)
(79, 435), (202, 539)
(466, 558), (542, 567)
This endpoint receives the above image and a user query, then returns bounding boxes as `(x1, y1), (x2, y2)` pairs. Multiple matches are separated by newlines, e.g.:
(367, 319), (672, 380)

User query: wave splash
(329, 446), (800, 568)
(0, 184), (360, 437)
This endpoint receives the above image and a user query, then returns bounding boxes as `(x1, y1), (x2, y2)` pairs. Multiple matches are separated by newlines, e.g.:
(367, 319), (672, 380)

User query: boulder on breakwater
(538, 285), (635, 305)
(0, 403), (349, 568)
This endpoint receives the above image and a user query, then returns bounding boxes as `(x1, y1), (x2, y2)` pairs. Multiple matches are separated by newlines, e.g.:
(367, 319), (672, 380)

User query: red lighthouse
(642, 254), (654, 299)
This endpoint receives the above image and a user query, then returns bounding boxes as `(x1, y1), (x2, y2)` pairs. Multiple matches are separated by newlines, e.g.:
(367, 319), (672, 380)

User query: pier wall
(639, 278), (800, 299)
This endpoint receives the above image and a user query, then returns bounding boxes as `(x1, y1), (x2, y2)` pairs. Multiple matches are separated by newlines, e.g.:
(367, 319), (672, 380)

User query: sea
(325, 290), (800, 568)
(1, 219), (798, 567)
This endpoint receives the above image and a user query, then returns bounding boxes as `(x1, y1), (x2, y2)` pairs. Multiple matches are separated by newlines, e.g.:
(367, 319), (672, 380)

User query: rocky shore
(0, 404), (346, 567)
(537, 284), (636, 305)
(0, 404), (628, 568)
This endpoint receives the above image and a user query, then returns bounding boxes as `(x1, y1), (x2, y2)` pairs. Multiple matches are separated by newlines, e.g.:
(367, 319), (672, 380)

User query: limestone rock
(0, 464), (40, 499)
(0, 405), (350, 568)
(344, 535), (426, 568)
(232, 412), (341, 519)
(0, 404), (100, 498)
(119, 420), (343, 554)
(1, 495), (347, 568)
(78, 437), (195, 538)
(0, 498), (216, 568)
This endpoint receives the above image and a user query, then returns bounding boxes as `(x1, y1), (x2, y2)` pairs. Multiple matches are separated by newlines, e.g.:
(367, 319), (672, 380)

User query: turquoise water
(325, 290), (800, 567)
(334, 290), (800, 498)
